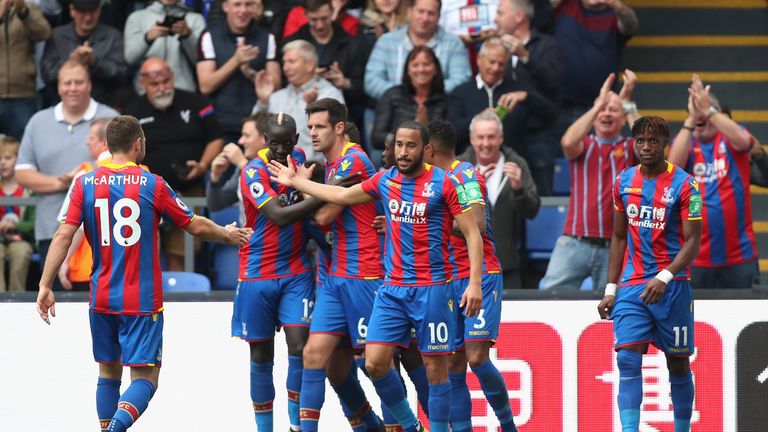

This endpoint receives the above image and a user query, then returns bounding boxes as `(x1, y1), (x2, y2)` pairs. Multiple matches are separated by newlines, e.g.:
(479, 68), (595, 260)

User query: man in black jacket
(40, 0), (126, 107)
(495, 0), (563, 195)
(459, 111), (540, 289)
(447, 37), (556, 157)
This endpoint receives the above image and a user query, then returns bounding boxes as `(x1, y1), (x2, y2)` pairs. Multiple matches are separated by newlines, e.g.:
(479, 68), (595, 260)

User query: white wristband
(604, 283), (617, 297)
(655, 269), (674, 284)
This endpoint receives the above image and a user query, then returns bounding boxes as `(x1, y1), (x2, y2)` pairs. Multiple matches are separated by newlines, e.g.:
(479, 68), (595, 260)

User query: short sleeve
(62, 177), (85, 226)
(157, 178), (195, 228)
(612, 175), (625, 212)
(443, 173), (470, 216)
(196, 100), (223, 144)
(197, 31), (216, 62)
(240, 164), (278, 209)
(361, 170), (385, 199)
(456, 164), (485, 206)
(680, 177), (702, 221)
(15, 120), (37, 171)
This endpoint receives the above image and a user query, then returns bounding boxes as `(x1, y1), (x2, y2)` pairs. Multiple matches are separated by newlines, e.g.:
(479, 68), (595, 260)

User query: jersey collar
(102, 161), (138, 170)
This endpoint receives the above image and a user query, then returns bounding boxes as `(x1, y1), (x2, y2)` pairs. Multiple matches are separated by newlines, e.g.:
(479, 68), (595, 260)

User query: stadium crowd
(0, 0), (762, 291)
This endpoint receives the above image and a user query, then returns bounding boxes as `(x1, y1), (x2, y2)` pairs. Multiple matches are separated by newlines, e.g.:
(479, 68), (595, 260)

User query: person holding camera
(123, 57), (225, 271)
(124, 0), (206, 95)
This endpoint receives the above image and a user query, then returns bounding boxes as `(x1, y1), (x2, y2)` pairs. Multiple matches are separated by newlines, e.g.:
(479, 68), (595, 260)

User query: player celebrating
(270, 121), (484, 432)
(425, 120), (518, 432)
(296, 99), (388, 431)
(236, 112), (334, 432)
(36, 115), (252, 432)
(598, 116), (702, 432)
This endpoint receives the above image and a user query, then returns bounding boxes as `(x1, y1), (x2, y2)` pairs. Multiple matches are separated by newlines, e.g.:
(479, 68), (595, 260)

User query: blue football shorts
(366, 283), (456, 355)
(612, 279), (695, 356)
(89, 310), (163, 366)
(231, 272), (315, 342)
(453, 273), (503, 349)
(310, 275), (380, 348)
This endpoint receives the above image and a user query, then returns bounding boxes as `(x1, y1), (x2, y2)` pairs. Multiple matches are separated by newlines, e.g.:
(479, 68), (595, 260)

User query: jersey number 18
(94, 197), (142, 247)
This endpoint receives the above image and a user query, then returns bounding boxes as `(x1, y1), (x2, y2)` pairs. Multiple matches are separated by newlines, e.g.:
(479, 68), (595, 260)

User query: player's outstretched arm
(598, 210), (628, 319)
(455, 211), (483, 317)
(269, 156), (374, 206)
(184, 217), (253, 246)
(37, 223), (79, 324)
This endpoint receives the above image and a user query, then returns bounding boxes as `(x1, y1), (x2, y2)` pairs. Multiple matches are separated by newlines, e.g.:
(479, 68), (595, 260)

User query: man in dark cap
(40, 0), (126, 106)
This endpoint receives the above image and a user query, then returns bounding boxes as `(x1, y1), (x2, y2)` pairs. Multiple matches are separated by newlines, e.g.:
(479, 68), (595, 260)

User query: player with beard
(122, 57), (225, 271)
(269, 120), (484, 432)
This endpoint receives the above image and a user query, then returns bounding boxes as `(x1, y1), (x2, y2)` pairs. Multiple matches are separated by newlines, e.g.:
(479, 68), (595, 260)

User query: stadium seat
(526, 205), (568, 261)
(162, 271), (211, 292)
(210, 244), (239, 290)
(209, 205), (240, 227)
(552, 158), (570, 196)
(580, 276), (593, 290)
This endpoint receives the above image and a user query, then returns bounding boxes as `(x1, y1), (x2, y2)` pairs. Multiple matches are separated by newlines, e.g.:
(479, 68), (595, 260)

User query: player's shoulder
(668, 162), (699, 191)
(292, 147), (306, 164)
(613, 164), (638, 186)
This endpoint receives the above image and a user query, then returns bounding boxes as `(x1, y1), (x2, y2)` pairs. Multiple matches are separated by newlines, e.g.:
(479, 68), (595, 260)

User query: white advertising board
(1, 299), (766, 431)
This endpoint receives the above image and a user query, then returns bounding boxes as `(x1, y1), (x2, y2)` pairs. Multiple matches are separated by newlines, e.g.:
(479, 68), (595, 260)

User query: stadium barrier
(3, 295), (767, 431)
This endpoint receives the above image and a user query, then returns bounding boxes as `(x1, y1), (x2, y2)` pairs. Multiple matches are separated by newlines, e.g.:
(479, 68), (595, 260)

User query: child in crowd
(0, 137), (34, 291)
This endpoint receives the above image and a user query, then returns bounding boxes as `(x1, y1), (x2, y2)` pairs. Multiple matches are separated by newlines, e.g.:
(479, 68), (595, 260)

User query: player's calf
(667, 356), (694, 432)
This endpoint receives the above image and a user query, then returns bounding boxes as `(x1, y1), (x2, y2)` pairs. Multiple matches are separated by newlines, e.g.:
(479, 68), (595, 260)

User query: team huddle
(36, 100), (701, 432)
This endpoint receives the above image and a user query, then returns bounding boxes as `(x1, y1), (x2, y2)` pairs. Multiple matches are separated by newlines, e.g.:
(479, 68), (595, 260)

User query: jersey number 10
(94, 198), (142, 247)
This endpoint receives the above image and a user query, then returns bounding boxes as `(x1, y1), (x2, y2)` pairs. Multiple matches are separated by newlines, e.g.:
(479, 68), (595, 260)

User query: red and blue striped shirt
(361, 164), (470, 286)
(239, 148), (312, 280)
(565, 134), (635, 238)
(325, 143), (384, 279)
(613, 162), (702, 287)
(63, 162), (194, 315)
(448, 160), (501, 279)
(683, 132), (757, 267)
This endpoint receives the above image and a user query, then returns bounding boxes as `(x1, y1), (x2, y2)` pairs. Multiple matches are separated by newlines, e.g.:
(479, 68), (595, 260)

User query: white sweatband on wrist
(655, 269), (674, 284)
(604, 283), (617, 297)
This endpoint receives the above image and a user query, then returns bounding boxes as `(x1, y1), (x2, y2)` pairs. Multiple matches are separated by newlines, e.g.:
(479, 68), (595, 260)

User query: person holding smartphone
(124, 0), (206, 94)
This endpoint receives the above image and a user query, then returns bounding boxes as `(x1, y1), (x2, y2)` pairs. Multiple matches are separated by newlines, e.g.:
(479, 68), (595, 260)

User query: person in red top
(36, 115), (252, 432)
(540, 70), (639, 290)
(282, 0), (360, 39)
(668, 74), (757, 288)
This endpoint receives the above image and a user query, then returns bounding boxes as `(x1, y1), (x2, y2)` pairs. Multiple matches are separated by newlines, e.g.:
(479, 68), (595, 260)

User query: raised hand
(618, 69), (637, 102)
(268, 155), (298, 186)
(594, 72), (616, 110)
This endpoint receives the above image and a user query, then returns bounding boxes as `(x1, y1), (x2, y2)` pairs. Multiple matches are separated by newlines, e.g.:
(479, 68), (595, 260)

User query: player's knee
(616, 349), (642, 375)
(465, 345), (490, 369)
(423, 357), (449, 384)
(302, 341), (328, 369)
(364, 357), (388, 379)
(666, 356), (690, 376)
(449, 352), (467, 373)
(249, 343), (274, 364)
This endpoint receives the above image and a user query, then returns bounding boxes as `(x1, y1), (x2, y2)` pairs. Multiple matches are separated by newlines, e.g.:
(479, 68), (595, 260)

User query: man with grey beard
(123, 57), (224, 270)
